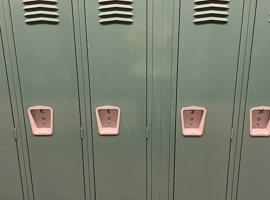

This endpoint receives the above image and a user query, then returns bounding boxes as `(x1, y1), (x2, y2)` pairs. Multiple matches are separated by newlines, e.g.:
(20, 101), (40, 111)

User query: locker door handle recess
(250, 106), (270, 136)
(181, 106), (206, 136)
(96, 106), (120, 135)
(28, 106), (53, 135)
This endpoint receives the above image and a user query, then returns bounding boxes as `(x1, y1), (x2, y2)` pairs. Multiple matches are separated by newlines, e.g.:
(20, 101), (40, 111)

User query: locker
(0, 30), (23, 199)
(237, 0), (270, 199)
(174, 0), (245, 199)
(84, 0), (147, 200)
(6, 1), (85, 199)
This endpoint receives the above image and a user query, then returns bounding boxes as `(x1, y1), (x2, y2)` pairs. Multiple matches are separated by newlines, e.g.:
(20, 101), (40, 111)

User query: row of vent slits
(193, 0), (230, 24)
(98, 0), (133, 24)
(23, 0), (59, 24)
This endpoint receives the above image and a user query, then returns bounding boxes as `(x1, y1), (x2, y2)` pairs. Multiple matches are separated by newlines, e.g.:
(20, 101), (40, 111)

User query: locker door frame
(146, 0), (181, 200)
(77, 1), (153, 200)
(82, 1), (148, 200)
(229, 0), (266, 200)
(0, 0), (96, 200)
(146, 0), (177, 199)
(168, 1), (253, 200)
(72, 1), (96, 200)
(0, 15), (25, 200)
(0, 1), (33, 199)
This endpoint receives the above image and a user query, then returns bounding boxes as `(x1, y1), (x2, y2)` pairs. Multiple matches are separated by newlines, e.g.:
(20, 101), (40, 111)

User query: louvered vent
(98, 0), (133, 24)
(193, 0), (229, 24)
(23, 0), (59, 24)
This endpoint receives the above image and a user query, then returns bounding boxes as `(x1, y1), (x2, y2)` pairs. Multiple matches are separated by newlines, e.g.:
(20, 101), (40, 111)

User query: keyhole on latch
(257, 117), (261, 126)
(42, 116), (46, 125)
(107, 109), (111, 125)
(190, 110), (194, 126)
(257, 110), (263, 126)
(190, 117), (194, 126)
(107, 116), (111, 125)
(40, 110), (46, 125)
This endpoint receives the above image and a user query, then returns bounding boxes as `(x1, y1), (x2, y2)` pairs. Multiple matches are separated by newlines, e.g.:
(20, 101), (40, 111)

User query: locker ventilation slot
(98, 0), (133, 24)
(23, 0), (59, 24)
(193, 0), (229, 24)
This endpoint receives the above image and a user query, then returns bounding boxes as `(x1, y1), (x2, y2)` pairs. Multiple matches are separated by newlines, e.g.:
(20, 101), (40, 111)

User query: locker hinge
(230, 128), (235, 141)
(13, 128), (18, 140)
(80, 127), (84, 139)
(146, 126), (149, 140)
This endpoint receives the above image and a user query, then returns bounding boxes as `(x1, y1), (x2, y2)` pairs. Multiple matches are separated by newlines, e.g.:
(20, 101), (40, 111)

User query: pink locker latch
(250, 106), (270, 136)
(181, 106), (206, 136)
(96, 106), (120, 135)
(28, 106), (53, 135)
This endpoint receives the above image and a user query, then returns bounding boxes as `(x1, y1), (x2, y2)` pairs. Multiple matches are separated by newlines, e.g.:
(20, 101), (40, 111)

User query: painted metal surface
(237, 0), (270, 199)
(84, 0), (147, 200)
(2, 0), (269, 200)
(174, 0), (245, 199)
(0, 30), (23, 200)
(6, 1), (85, 199)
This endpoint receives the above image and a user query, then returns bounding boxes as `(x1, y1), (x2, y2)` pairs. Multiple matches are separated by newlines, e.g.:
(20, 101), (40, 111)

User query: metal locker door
(174, 0), (244, 199)
(0, 30), (23, 200)
(84, 1), (146, 200)
(237, 1), (270, 199)
(7, 1), (85, 199)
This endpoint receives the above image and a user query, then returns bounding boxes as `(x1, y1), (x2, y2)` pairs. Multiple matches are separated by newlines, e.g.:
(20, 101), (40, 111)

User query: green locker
(174, 0), (244, 199)
(237, 0), (270, 199)
(0, 28), (24, 200)
(84, 1), (147, 200)
(7, 1), (85, 199)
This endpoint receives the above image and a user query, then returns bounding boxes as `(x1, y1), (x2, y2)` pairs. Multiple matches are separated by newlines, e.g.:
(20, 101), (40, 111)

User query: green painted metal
(0, 1), (35, 199)
(226, 0), (255, 199)
(173, 1), (246, 200)
(71, 1), (96, 200)
(149, 0), (178, 200)
(0, 27), (24, 200)
(83, 1), (147, 200)
(5, 1), (86, 199)
(2, 0), (270, 200)
(236, 0), (270, 199)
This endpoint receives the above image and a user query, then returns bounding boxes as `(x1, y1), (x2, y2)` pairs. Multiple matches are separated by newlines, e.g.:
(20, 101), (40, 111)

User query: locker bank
(0, 0), (269, 200)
